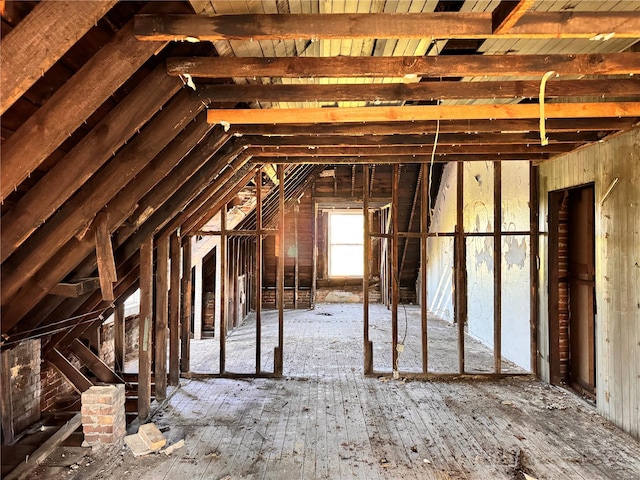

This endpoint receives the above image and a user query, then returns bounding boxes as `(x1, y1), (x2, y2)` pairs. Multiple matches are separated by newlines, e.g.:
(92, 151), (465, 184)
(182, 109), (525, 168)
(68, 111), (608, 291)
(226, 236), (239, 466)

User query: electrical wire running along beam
(168, 53), (640, 79)
(207, 102), (640, 125)
(134, 12), (640, 42)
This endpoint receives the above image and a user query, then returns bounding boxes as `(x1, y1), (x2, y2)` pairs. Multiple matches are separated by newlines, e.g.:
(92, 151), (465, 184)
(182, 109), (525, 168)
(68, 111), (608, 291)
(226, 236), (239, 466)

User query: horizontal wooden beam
(50, 277), (101, 298)
(195, 78), (640, 103)
(208, 102), (640, 125)
(231, 117), (639, 135)
(241, 131), (604, 146)
(169, 52), (640, 79)
(250, 154), (550, 164)
(248, 143), (574, 156)
(136, 12), (640, 41)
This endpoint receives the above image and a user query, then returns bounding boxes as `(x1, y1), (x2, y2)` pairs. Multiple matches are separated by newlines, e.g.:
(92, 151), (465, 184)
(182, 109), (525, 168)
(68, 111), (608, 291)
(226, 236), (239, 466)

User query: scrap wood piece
(94, 212), (117, 302)
(4, 413), (82, 480)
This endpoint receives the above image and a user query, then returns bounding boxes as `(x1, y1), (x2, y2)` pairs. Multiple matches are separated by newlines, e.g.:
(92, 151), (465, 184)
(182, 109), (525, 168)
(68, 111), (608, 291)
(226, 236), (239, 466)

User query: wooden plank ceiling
(1, 0), (639, 359)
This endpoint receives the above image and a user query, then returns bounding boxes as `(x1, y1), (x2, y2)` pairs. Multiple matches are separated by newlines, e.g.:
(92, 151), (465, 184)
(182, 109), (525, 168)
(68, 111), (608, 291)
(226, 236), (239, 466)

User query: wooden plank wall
(538, 128), (640, 439)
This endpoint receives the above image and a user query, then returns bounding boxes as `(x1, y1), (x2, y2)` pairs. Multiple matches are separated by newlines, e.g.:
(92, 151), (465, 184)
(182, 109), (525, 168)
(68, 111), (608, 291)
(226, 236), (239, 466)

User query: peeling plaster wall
(538, 128), (640, 439)
(426, 161), (531, 370)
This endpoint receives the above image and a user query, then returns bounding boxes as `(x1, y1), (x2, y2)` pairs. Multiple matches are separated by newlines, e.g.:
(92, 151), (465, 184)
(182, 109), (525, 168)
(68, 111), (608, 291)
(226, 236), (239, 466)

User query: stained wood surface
(136, 12), (640, 41)
(103, 304), (640, 479)
(172, 53), (640, 78)
(195, 78), (640, 103)
(209, 102), (640, 125)
(0, 0), (117, 115)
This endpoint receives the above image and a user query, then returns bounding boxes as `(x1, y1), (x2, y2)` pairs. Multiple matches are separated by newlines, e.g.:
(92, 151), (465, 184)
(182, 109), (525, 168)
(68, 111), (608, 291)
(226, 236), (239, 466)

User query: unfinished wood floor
(93, 304), (640, 480)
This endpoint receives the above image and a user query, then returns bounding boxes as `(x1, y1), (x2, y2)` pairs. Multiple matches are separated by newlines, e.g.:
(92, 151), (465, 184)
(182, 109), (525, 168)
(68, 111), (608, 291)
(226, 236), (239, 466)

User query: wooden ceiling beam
(0, 0), (118, 115)
(241, 131), (604, 146)
(0, 1), (192, 204)
(50, 278), (101, 298)
(169, 52), (640, 79)
(195, 78), (640, 103)
(248, 144), (575, 156)
(232, 117), (638, 135)
(135, 12), (640, 41)
(250, 154), (549, 164)
(208, 102), (640, 125)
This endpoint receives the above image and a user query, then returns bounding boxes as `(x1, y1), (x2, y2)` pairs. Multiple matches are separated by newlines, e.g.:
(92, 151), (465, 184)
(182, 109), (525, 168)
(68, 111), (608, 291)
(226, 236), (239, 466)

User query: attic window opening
(328, 211), (364, 278)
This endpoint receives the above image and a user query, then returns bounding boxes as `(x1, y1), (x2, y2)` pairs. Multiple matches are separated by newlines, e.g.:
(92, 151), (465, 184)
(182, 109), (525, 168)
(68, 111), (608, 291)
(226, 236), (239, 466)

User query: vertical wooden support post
(180, 237), (192, 374)
(530, 163), (540, 375)
(456, 162), (466, 374)
(138, 237), (153, 421)
(1, 349), (15, 444)
(155, 235), (169, 401)
(113, 300), (125, 373)
(494, 161), (503, 373)
(169, 231), (181, 386)
(294, 204), (299, 309)
(363, 165), (373, 374)
(275, 164), (285, 375)
(421, 165), (429, 373)
(255, 169), (262, 374)
(233, 238), (239, 328)
(220, 206), (227, 374)
(311, 186), (318, 309)
(391, 164), (399, 374)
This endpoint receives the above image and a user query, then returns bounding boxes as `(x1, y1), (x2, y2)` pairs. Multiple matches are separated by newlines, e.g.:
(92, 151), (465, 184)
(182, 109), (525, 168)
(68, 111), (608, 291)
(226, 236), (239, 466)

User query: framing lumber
(169, 231), (181, 386)
(195, 78), (640, 103)
(136, 12), (640, 41)
(155, 235), (169, 401)
(231, 117), (639, 135)
(67, 338), (122, 384)
(455, 163), (466, 374)
(220, 205), (227, 374)
(172, 53), (640, 79)
(493, 161), (502, 374)
(275, 164), (285, 376)
(1, 65), (182, 262)
(249, 144), (575, 156)
(245, 131), (606, 146)
(492, 0), (536, 34)
(249, 154), (549, 164)
(94, 213), (117, 302)
(180, 238), (192, 373)
(1, 111), (210, 336)
(391, 165), (399, 374)
(208, 102), (640, 125)
(256, 168), (263, 374)
(1, 92), (204, 309)
(0, 1), (190, 203)
(1, 350), (15, 445)
(46, 349), (93, 393)
(420, 160), (428, 374)
(530, 163), (540, 375)
(363, 166), (373, 375)
(0, 0), (117, 115)
(138, 237), (153, 420)
(114, 300), (125, 373)
(4, 413), (82, 480)
(50, 278), (101, 298)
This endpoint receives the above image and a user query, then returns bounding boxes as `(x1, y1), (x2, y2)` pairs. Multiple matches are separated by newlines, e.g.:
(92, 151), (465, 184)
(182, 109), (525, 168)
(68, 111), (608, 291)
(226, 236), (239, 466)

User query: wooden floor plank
(71, 304), (640, 480)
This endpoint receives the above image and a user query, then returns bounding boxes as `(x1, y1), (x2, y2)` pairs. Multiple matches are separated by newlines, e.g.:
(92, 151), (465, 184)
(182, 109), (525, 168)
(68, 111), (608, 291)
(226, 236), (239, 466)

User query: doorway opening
(548, 184), (596, 400)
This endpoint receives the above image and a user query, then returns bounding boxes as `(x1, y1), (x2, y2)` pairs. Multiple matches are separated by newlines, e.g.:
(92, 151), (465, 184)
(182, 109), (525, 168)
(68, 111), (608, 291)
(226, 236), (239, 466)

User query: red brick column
(81, 385), (126, 446)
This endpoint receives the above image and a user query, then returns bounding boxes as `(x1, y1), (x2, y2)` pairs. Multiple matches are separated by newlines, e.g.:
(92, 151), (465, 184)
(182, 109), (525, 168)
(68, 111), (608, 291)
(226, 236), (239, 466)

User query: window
(328, 211), (364, 277)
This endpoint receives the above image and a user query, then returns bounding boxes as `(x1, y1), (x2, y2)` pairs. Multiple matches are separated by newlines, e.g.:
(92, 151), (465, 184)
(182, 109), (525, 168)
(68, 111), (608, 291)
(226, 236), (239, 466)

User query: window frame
(327, 210), (364, 278)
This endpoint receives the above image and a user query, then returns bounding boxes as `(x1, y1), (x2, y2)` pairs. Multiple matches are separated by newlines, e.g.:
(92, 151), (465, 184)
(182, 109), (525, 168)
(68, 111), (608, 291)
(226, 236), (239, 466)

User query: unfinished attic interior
(2, 0), (640, 478)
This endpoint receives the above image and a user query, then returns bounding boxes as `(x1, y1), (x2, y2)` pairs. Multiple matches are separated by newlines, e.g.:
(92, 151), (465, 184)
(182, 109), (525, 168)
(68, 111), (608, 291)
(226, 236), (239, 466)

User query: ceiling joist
(250, 154), (550, 164)
(208, 102), (640, 125)
(195, 78), (640, 103)
(135, 12), (640, 41)
(169, 53), (640, 79)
